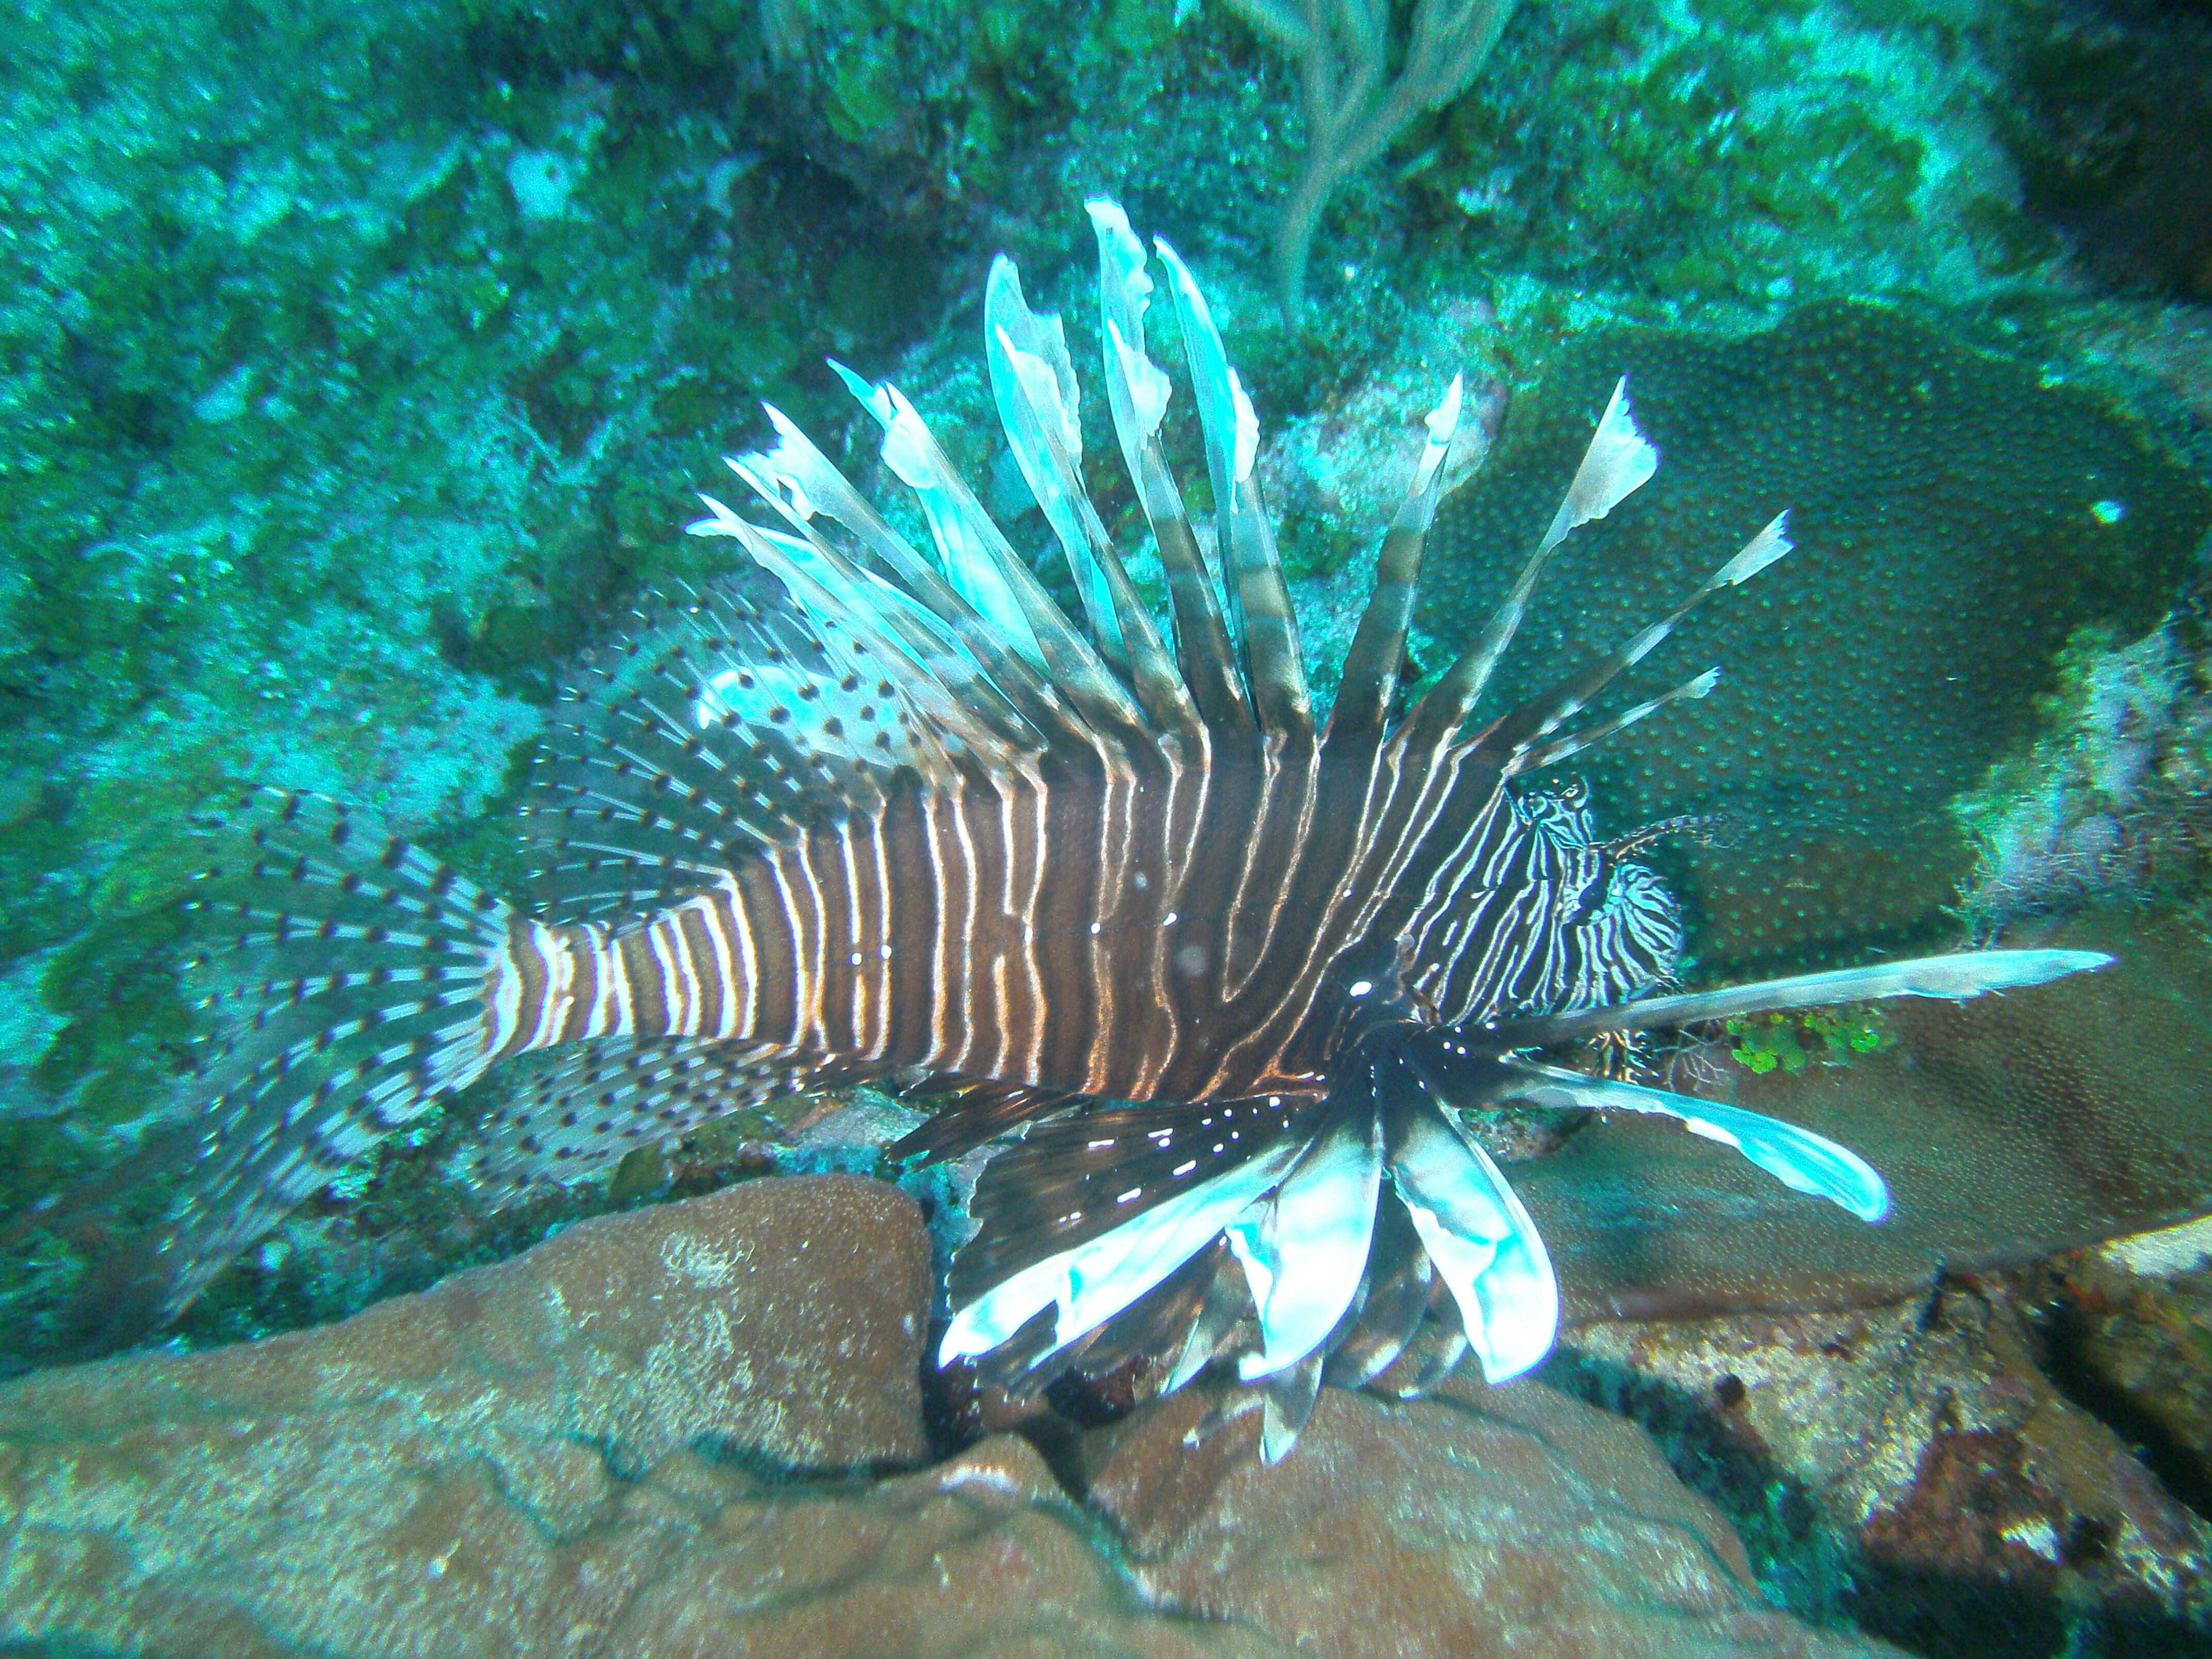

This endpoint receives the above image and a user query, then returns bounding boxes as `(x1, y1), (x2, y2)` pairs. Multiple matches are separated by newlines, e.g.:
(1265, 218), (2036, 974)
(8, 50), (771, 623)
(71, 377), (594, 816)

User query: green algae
(1726, 1004), (1896, 1077)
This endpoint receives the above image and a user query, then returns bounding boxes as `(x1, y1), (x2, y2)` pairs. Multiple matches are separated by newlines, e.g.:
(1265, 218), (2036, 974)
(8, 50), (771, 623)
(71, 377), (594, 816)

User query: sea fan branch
(1224, 0), (1521, 308)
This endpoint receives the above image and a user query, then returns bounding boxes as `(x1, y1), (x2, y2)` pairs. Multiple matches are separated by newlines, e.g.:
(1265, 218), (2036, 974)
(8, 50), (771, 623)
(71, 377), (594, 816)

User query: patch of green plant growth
(1726, 1004), (1896, 1076)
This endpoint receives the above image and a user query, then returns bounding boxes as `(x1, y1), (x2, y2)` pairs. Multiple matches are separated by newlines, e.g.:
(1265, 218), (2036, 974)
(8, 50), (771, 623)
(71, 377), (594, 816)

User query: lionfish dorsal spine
(1400, 375), (1661, 756)
(722, 407), (1077, 746)
(1154, 237), (1312, 739)
(1086, 198), (1252, 733)
(1486, 509), (1796, 768)
(985, 257), (1199, 738)
(829, 358), (1148, 738)
(1324, 373), (1466, 752)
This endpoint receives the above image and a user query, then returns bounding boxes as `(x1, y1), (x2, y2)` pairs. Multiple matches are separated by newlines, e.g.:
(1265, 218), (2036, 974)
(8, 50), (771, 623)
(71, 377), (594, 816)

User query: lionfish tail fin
(35, 788), (517, 1348)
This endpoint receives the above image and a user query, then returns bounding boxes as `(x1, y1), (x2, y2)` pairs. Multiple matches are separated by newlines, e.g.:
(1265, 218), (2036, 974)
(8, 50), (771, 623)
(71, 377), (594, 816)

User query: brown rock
(1082, 1376), (1900, 1659)
(0, 1171), (1922, 1657)
(1521, 911), (2212, 1327)
(1568, 1277), (2212, 1654)
(2063, 1244), (2212, 1491)
(0, 1174), (933, 1655)
(605, 1436), (1284, 1658)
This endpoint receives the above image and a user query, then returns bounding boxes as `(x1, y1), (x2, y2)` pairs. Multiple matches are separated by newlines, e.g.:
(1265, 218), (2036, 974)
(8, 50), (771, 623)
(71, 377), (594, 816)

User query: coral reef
(1556, 1272), (2212, 1658)
(1953, 620), (2212, 932)
(1424, 301), (2211, 977)
(4, 0), (2212, 1651)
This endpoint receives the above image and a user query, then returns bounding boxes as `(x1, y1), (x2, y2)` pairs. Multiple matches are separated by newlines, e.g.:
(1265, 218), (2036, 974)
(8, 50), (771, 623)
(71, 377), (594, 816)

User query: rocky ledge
(0, 1173), (1896, 1658)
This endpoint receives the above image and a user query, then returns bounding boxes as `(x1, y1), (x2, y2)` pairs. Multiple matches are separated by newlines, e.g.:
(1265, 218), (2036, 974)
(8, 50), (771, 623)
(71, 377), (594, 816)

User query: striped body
(490, 733), (1678, 1105)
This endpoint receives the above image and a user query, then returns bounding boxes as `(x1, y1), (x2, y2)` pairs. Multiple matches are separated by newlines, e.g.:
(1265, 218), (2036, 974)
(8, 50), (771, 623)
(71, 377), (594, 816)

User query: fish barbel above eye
(24, 199), (2111, 1461)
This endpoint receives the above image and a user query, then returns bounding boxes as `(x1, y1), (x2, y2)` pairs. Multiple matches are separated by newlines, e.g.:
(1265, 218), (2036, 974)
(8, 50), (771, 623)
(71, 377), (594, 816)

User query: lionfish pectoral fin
(1503, 1059), (1891, 1223)
(882, 1080), (1075, 1166)
(937, 1134), (1305, 1372)
(1381, 1050), (1559, 1385)
(1486, 947), (2116, 1049)
(1320, 1198), (1434, 1391)
(1225, 1110), (1384, 1381)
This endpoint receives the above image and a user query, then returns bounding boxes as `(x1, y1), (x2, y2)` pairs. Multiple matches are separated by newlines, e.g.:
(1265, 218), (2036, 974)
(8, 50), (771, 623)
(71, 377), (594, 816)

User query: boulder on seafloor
(0, 1173), (1900, 1658)
(1559, 1272), (2212, 1658)
(1082, 1375), (1901, 1659)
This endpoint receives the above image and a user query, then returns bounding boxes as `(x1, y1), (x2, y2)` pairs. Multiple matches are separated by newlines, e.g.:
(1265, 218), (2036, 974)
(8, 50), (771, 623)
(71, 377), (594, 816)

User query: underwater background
(5, 0), (2212, 1653)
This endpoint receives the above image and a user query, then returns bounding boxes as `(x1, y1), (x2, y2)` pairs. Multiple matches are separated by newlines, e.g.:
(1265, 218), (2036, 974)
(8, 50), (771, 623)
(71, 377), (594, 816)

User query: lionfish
(45, 201), (2104, 1458)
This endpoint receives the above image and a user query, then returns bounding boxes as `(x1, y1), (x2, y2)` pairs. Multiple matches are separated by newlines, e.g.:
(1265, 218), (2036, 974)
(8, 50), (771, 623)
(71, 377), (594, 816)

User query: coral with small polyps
(1424, 301), (2211, 977)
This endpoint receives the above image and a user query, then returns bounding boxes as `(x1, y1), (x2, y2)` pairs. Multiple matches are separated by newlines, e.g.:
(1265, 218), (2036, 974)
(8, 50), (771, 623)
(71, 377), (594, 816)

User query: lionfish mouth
(35, 200), (2109, 1458)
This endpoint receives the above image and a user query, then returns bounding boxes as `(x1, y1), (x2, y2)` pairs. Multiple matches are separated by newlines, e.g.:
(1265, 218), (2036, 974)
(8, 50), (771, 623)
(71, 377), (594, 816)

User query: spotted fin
(465, 1036), (824, 1207)
(513, 580), (910, 920)
(20, 790), (512, 1352)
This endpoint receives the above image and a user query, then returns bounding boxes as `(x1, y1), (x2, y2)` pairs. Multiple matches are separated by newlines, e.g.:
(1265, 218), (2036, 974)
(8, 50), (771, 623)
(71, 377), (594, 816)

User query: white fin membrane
(1503, 1058), (1891, 1223)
